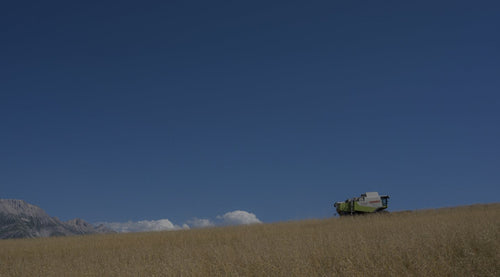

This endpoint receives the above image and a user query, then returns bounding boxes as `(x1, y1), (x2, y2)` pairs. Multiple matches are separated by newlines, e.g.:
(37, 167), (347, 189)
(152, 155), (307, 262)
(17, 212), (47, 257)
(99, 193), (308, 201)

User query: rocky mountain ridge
(0, 199), (114, 239)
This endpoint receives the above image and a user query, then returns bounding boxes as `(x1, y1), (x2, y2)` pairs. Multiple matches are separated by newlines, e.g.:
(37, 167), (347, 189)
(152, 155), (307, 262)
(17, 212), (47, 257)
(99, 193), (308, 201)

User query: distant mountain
(0, 199), (114, 239)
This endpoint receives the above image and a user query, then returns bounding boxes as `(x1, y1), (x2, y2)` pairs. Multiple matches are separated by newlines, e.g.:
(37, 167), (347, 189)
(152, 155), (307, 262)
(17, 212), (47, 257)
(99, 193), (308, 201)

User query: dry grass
(1, 204), (499, 276)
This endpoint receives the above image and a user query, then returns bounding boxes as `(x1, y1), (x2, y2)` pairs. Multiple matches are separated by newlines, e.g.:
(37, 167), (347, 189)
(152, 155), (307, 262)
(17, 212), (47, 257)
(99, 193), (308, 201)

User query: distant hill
(0, 199), (114, 239)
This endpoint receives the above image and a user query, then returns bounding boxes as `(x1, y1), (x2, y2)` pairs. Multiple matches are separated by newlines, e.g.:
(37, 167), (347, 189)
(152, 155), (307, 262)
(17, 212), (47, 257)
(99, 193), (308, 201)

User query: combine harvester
(334, 192), (390, 216)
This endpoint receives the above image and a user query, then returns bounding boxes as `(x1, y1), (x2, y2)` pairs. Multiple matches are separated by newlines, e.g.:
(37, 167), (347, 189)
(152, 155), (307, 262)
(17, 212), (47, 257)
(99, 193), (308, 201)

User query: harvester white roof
(364, 192), (380, 197)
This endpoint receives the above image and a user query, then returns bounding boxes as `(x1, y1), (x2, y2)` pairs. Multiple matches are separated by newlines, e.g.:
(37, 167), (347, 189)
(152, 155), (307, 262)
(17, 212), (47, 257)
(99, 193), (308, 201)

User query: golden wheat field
(0, 204), (499, 277)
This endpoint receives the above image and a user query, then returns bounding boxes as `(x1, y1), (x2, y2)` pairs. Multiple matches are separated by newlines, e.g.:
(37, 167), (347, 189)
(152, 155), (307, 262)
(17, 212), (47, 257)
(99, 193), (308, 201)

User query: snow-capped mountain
(0, 199), (114, 239)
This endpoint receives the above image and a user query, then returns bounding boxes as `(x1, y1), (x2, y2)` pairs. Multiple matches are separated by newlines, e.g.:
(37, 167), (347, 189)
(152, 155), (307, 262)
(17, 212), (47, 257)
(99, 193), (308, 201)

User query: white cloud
(97, 210), (262, 233)
(99, 219), (188, 233)
(186, 218), (215, 228)
(217, 210), (262, 225)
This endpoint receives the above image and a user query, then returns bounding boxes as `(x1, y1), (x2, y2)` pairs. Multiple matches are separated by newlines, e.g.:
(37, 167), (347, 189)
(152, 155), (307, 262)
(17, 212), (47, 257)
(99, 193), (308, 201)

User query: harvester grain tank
(334, 192), (389, 216)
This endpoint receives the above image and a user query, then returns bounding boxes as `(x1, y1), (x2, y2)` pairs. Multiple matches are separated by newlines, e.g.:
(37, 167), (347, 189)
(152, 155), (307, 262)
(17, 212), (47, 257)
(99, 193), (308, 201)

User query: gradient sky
(1, 1), (499, 225)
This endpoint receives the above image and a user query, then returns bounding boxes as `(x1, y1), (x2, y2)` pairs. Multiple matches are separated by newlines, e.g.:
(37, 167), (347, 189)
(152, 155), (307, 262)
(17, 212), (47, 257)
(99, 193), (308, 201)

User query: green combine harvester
(334, 192), (390, 216)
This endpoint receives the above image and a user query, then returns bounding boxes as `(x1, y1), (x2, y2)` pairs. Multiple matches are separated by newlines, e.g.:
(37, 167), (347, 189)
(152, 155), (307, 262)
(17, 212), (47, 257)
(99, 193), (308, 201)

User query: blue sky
(1, 1), (499, 227)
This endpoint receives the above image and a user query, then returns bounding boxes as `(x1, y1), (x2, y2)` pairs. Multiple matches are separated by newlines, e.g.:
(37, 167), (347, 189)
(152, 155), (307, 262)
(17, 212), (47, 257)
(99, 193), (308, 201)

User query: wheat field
(0, 204), (498, 276)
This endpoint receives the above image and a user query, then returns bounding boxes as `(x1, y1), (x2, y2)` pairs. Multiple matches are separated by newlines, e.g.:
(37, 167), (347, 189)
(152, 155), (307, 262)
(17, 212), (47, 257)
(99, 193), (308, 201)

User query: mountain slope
(0, 199), (113, 239)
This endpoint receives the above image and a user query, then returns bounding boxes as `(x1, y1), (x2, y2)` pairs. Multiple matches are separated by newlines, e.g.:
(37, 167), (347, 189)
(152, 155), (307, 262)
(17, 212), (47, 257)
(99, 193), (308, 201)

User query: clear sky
(1, 1), (499, 227)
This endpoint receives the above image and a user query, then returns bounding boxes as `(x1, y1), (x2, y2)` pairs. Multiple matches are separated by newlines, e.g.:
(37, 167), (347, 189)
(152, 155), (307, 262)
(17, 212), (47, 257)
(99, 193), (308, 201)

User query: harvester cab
(334, 192), (389, 216)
